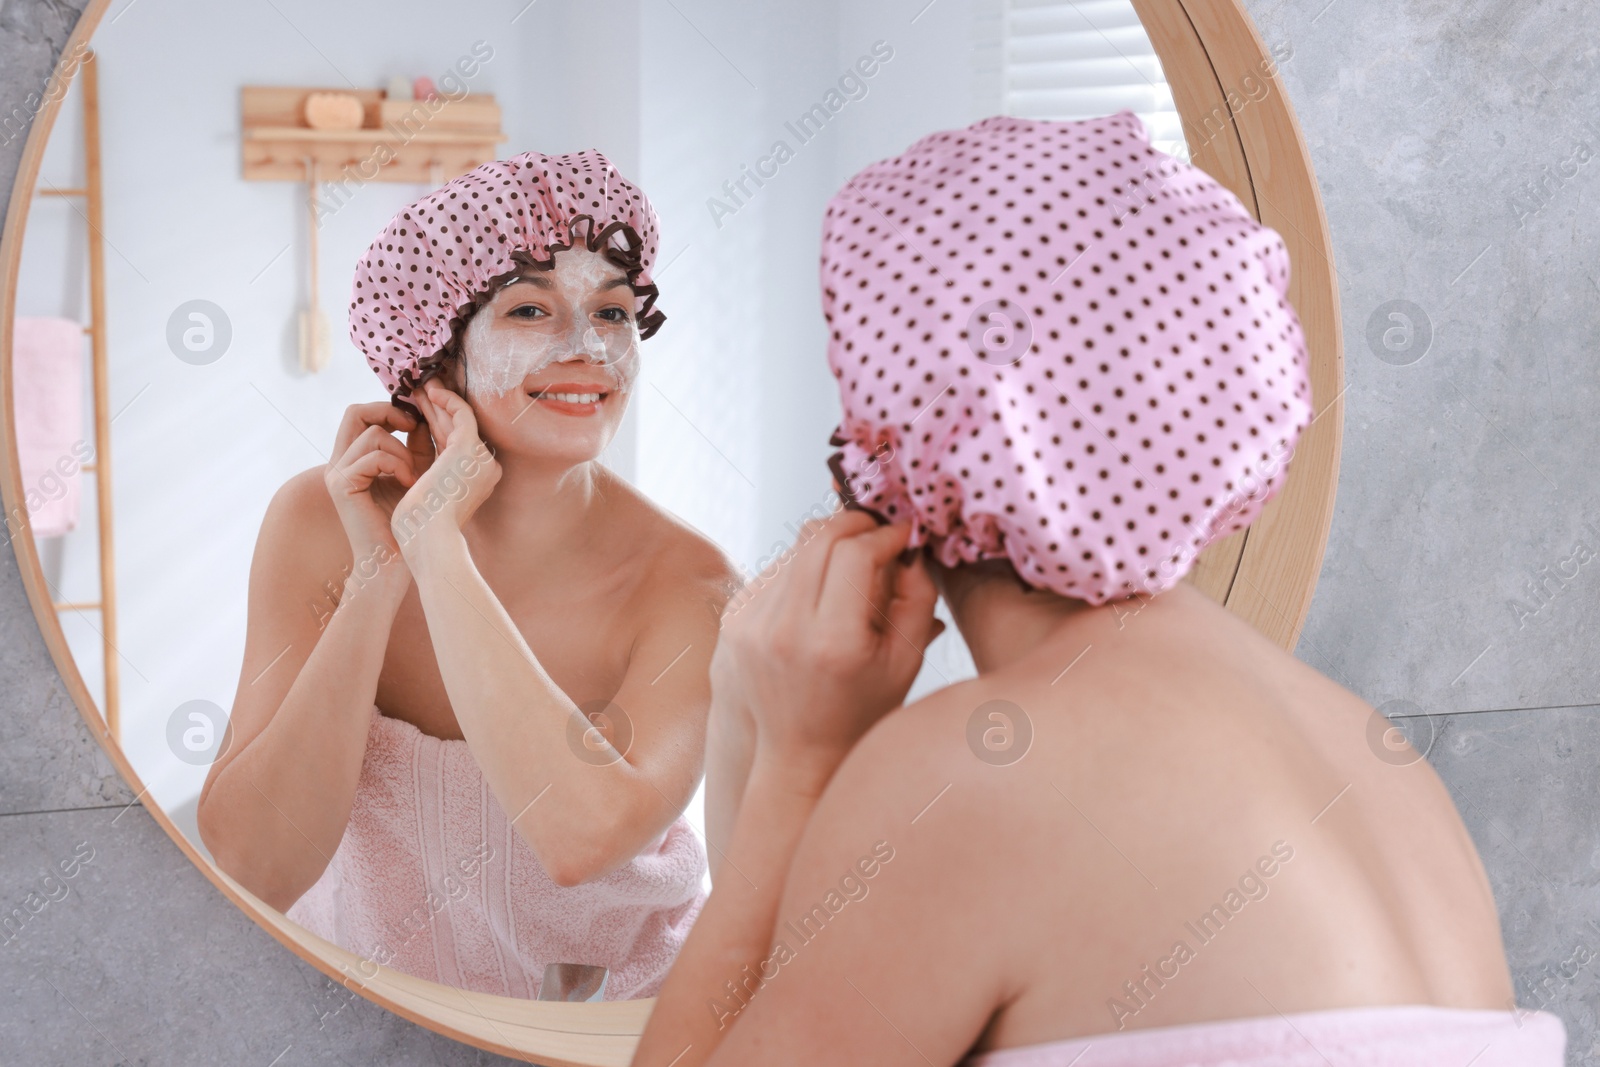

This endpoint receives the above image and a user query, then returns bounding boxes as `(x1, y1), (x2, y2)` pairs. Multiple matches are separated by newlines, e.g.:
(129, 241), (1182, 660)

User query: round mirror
(0, 0), (1339, 1061)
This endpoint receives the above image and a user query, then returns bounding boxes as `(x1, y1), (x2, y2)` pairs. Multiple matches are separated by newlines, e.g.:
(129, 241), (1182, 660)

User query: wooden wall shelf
(241, 86), (506, 184)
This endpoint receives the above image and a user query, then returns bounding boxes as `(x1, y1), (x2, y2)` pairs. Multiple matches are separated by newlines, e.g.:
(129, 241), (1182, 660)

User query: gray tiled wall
(2, 0), (1597, 1064)
(1253, 0), (1600, 1060)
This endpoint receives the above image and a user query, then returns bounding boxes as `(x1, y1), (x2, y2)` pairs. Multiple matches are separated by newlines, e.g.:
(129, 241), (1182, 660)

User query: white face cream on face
(459, 246), (642, 400)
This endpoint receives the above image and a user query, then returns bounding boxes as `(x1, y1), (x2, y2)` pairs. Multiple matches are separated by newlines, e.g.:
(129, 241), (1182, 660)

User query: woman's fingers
(339, 448), (417, 492)
(406, 388), (439, 469)
(776, 509), (880, 618)
(884, 551), (942, 665)
(331, 402), (416, 463)
(347, 423), (416, 467)
(412, 385), (451, 453)
(813, 521), (914, 636)
(405, 419), (438, 473)
(331, 425), (417, 493)
(425, 379), (479, 449)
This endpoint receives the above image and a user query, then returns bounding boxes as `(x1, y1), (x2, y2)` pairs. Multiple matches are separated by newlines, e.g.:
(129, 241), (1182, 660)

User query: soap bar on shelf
(385, 75), (413, 101)
(303, 91), (364, 130)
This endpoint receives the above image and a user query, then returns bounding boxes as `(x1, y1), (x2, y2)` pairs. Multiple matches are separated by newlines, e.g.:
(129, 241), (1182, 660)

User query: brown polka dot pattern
(348, 149), (665, 407)
(822, 112), (1313, 605)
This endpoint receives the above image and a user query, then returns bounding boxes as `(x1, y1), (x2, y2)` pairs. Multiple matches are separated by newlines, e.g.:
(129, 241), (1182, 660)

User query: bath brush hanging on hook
(298, 156), (331, 373)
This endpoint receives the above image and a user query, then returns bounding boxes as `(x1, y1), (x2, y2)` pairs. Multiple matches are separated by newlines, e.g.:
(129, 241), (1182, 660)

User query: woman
(198, 150), (737, 1001)
(634, 114), (1564, 1063)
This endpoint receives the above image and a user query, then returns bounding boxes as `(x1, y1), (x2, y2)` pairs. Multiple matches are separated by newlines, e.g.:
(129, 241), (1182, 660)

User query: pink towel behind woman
(11, 316), (85, 537)
(960, 1005), (1565, 1066)
(285, 704), (707, 1000)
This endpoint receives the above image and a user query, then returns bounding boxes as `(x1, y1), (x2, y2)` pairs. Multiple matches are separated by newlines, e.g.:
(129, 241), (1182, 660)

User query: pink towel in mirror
(11, 316), (86, 538)
(285, 704), (707, 1000)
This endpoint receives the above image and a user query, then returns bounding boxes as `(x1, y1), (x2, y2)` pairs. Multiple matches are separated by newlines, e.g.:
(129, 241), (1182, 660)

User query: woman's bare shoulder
(599, 469), (743, 609)
(258, 462), (325, 514)
(643, 529), (743, 627)
(828, 674), (1038, 813)
(254, 465), (351, 575)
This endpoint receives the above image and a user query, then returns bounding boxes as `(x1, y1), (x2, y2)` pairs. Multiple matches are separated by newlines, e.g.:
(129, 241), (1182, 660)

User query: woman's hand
(391, 379), (501, 558)
(713, 509), (942, 792)
(323, 401), (435, 568)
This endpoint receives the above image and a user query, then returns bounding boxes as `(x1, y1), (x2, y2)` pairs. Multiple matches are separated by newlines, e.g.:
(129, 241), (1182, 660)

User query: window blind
(990, 0), (1189, 162)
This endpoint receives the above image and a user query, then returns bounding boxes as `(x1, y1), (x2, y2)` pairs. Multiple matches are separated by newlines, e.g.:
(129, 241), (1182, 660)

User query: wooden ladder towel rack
(34, 47), (119, 741)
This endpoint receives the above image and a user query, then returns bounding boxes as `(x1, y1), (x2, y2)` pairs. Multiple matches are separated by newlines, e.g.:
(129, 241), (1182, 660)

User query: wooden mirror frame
(0, 0), (1342, 1062)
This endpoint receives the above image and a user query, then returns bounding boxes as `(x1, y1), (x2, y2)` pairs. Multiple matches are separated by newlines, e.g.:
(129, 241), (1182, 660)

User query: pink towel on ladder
(285, 704), (707, 1000)
(959, 1005), (1566, 1066)
(12, 316), (86, 538)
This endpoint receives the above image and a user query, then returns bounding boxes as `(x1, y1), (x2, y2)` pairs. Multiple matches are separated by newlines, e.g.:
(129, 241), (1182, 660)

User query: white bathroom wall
(635, 0), (999, 572)
(633, 0), (772, 570)
(832, 0), (987, 180)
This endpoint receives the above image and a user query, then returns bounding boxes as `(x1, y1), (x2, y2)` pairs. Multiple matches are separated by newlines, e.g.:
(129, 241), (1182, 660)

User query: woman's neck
(932, 557), (1097, 674)
(463, 452), (607, 564)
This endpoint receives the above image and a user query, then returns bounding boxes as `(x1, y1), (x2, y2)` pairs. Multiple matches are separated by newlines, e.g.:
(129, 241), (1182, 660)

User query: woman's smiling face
(451, 245), (641, 465)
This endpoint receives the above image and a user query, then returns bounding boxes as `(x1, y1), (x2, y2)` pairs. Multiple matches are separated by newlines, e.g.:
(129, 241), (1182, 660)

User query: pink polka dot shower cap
(349, 149), (665, 410)
(823, 111), (1313, 605)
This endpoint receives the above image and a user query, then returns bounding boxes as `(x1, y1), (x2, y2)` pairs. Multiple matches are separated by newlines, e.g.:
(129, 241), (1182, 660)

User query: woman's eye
(509, 305), (548, 319)
(596, 307), (629, 323)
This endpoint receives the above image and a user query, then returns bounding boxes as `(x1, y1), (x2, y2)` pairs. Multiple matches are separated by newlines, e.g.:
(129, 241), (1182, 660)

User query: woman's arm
(200, 404), (429, 910)
(402, 526), (719, 885)
(642, 695), (1009, 1067)
(633, 511), (943, 1066)
(637, 751), (827, 1066)
(396, 381), (719, 886)
(703, 691), (756, 882)
(704, 497), (938, 876)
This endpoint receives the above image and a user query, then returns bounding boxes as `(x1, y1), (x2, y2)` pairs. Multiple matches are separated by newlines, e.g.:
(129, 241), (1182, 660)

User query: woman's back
(863, 578), (1512, 1053)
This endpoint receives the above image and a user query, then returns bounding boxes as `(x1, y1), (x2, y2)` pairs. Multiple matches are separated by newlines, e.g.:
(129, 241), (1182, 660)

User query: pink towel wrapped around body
(285, 704), (706, 1000)
(959, 1005), (1566, 1066)
(11, 316), (85, 538)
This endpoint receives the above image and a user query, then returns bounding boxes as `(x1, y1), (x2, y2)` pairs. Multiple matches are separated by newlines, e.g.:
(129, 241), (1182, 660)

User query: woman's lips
(526, 383), (610, 417)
